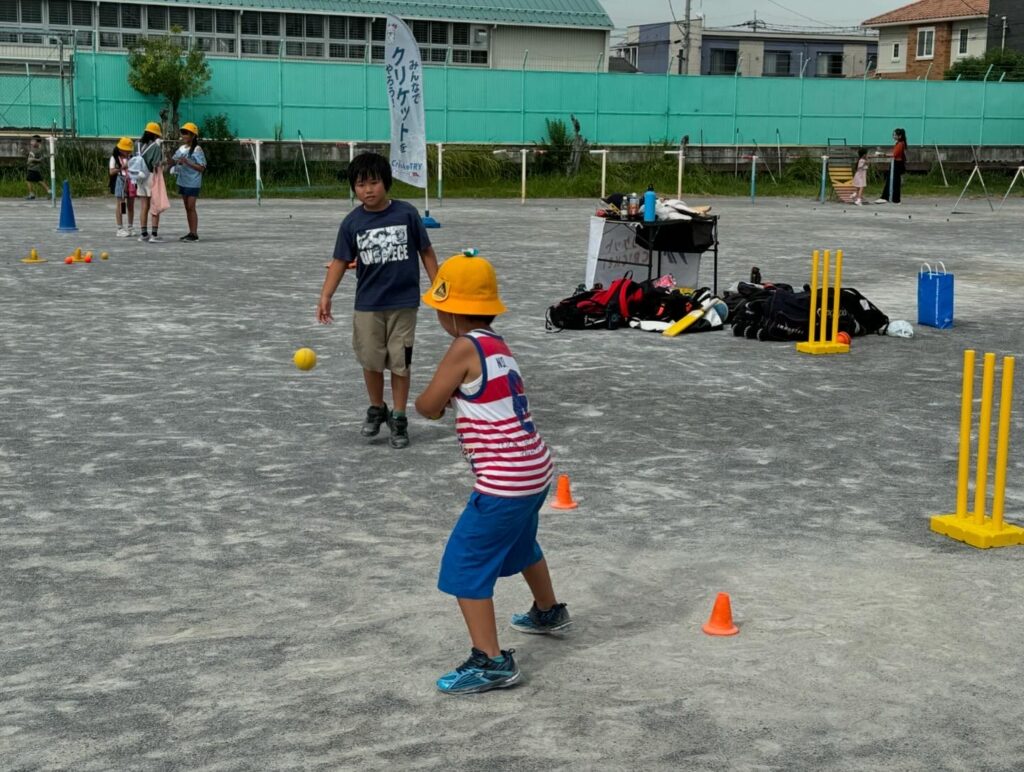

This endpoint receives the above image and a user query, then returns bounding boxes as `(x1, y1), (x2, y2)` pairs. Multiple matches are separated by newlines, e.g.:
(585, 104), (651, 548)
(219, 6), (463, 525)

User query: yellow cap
(423, 252), (507, 316)
(116, 137), (134, 152)
(145, 121), (162, 136)
(180, 122), (199, 136)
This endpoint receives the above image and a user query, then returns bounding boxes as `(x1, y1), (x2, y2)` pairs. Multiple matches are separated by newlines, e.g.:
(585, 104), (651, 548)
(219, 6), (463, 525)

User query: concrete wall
(842, 44), (873, 77)
(876, 28), (907, 75)
(950, 19), (988, 61)
(738, 40), (763, 77)
(492, 26), (608, 72)
(636, 23), (669, 74)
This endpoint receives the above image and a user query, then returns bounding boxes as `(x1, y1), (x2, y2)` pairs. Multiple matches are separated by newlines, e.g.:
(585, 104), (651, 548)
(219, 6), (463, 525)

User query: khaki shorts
(352, 308), (417, 375)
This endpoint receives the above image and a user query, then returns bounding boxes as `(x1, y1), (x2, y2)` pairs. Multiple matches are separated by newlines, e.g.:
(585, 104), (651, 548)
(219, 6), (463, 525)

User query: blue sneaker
(436, 648), (520, 695)
(510, 602), (572, 634)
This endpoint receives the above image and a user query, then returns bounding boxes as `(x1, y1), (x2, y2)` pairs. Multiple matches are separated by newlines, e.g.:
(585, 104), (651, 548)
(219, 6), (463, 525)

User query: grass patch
(1, 143), (1019, 201)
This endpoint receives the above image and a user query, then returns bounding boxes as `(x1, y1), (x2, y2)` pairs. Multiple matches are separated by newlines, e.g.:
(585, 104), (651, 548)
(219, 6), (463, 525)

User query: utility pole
(683, 0), (692, 75)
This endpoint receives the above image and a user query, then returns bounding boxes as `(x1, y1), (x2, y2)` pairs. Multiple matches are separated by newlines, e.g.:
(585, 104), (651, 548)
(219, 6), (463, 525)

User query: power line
(764, 0), (831, 26)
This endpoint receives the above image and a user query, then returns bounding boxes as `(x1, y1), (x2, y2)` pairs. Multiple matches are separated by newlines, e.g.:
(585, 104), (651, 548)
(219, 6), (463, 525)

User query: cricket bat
(662, 295), (721, 337)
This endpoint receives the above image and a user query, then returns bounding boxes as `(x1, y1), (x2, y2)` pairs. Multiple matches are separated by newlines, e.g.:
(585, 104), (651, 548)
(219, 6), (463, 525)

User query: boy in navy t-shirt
(317, 153), (439, 448)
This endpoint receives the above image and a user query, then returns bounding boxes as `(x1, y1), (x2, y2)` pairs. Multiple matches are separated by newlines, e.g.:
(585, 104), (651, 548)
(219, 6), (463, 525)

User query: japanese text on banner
(385, 16), (426, 188)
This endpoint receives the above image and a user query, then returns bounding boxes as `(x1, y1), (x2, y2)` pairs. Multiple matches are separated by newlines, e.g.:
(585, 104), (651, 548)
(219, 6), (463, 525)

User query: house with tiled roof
(0, 0), (613, 73)
(862, 0), (990, 79)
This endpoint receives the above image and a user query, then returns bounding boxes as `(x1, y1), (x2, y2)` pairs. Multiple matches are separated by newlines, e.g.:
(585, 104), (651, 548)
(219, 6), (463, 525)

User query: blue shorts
(438, 488), (548, 599)
(178, 186), (201, 198)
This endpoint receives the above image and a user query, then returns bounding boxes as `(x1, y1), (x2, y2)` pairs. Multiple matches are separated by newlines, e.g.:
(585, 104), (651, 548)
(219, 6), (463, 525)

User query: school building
(0, 0), (613, 73)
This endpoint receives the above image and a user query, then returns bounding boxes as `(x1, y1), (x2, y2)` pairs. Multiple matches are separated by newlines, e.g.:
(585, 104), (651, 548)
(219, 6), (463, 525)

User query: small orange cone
(702, 592), (739, 636)
(549, 473), (578, 510)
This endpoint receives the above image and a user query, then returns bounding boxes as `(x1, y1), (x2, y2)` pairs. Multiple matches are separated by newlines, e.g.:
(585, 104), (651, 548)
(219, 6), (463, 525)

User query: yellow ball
(293, 347), (317, 371)
(100, 252), (109, 260)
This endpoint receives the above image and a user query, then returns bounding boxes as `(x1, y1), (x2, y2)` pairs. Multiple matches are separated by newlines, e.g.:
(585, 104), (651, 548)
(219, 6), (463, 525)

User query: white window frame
(957, 27), (969, 56)
(891, 41), (900, 61)
(916, 27), (934, 60)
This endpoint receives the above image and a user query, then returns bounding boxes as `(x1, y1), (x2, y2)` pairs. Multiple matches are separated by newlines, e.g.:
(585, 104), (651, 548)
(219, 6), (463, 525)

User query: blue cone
(422, 209), (441, 228)
(57, 180), (78, 232)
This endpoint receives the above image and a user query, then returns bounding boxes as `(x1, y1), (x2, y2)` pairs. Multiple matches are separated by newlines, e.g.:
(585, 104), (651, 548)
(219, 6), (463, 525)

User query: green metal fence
(0, 69), (71, 132)
(7, 52), (1024, 146)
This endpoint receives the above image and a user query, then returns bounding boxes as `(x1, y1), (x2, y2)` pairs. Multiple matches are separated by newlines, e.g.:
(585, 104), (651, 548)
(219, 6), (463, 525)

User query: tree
(127, 31), (212, 132)
(945, 48), (1024, 82)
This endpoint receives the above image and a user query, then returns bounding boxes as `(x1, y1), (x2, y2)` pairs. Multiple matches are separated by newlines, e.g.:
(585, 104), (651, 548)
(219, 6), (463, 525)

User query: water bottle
(643, 185), (656, 222)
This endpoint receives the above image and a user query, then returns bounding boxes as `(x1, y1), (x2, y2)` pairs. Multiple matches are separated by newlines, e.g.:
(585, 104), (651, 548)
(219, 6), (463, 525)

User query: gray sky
(599, 0), (899, 31)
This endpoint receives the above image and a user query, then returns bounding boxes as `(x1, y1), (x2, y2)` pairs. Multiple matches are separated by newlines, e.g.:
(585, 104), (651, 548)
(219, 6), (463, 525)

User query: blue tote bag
(918, 262), (954, 329)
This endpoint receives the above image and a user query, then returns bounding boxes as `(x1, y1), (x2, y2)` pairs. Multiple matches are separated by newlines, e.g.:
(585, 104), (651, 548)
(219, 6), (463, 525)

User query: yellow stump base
(930, 514), (1024, 549)
(20, 255), (47, 263)
(795, 341), (850, 355)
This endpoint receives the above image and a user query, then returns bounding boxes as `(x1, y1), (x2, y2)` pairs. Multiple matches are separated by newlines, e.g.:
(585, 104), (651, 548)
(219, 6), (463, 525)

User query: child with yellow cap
(109, 137), (136, 237)
(415, 251), (571, 695)
(134, 121), (165, 243)
(168, 122), (206, 242)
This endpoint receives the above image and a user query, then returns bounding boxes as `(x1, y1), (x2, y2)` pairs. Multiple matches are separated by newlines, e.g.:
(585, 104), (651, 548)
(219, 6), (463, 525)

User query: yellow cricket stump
(931, 350), (1024, 549)
(795, 249), (849, 355)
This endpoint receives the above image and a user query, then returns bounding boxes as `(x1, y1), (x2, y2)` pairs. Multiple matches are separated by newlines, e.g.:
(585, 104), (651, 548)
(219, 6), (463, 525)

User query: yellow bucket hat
(116, 137), (134, 152)
(180, 122), (199, 136)
(145, 121), (162, 136)
(423, 250), (507, 316)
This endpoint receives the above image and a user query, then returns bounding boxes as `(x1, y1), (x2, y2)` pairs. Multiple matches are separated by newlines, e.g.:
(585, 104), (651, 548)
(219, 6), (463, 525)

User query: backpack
(545, 274), (645, 331)
(127, 153), (149, 183)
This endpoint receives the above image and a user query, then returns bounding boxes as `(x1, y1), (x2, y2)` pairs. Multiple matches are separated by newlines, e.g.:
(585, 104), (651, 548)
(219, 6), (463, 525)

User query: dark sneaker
(436, 648), (520, 695)
(180, 233), (199, 242)
(388, 412), (409, 449)
(361, 404), (389, 437)
(510, 602), (572, 634)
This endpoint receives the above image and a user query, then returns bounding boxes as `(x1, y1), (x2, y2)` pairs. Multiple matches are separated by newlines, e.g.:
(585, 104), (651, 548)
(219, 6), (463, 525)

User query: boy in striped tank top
(415, 252), (572, 695)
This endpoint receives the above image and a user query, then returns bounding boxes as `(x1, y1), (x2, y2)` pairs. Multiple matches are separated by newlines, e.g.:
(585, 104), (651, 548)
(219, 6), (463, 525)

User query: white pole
(662, 150), (684, 198)
(997, 166), (1024, 212)
(348, 141), (357, 206)
(589, 149), (608, 199)
(677, 149), (683, 199)
(521, 148), (527, 205)
(47, 134), (56, 207)
(437, 142), (444, 204)
(298, 131), (311, 187)
(250, 140), (262, 206)
(934, 143), (949, 187)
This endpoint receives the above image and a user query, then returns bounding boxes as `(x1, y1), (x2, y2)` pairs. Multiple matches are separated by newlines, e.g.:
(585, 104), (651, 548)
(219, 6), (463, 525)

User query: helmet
(144, 121), (162, 136)
(116, 137), (134, 152)
(180, 122), (199, 136)
(422, 251), (507, 316)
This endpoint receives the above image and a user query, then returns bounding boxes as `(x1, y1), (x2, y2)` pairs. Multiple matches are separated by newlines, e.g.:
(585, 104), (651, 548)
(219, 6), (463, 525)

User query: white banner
(585, 217), (701, 289)
(385, 16), (427, 188)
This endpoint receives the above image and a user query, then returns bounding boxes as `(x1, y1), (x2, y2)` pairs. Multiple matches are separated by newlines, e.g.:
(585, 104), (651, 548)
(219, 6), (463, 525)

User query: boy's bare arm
(316, 259), (348, 323)
(420, 246), (439, 282)
(415, 337), (475, 419)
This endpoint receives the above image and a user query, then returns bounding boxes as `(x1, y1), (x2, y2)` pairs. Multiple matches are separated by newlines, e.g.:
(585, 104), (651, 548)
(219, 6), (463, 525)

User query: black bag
(733, 285), (888, 342)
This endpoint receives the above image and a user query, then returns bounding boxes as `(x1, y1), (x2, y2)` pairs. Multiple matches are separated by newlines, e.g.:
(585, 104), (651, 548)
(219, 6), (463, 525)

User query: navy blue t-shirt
(332, 200), (431, 312)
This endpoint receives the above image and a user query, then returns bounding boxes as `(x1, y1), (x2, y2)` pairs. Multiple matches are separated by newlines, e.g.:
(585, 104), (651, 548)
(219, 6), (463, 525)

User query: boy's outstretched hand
(316, 296), (333, 324)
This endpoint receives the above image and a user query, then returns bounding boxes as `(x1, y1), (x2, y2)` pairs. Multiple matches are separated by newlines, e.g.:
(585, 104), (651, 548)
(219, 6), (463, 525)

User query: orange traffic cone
(549, 473), (578, 510)
(702, 592), (739, 636)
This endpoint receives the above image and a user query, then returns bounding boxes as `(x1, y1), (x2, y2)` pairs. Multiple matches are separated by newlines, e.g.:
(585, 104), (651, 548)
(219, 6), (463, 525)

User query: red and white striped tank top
(453, 330), (553, 497)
